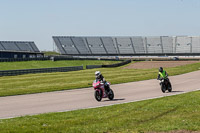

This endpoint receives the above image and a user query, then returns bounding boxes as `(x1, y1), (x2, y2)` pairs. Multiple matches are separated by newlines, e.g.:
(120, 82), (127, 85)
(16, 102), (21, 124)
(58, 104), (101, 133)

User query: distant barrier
(102, 59), (131, 67)
(0, 56), (122, 62)
(0, 66), (83, 76)
(0, 59), (130, 76)
(0, 57), (50, 62)
(86, 65), (102, 69)
(86, 59), (131, 69)
(50, 56), (122, 61)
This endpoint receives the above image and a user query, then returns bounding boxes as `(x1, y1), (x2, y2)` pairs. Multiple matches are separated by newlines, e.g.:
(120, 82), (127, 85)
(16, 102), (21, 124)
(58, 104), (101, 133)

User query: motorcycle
(159, 78), (172, 93)
(92, 80), (114, 101)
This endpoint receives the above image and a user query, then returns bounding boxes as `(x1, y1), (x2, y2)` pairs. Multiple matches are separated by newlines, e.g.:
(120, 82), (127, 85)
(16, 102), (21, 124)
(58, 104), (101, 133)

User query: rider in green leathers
(157, 67), (168, 80)
(157, 67), (171, 86)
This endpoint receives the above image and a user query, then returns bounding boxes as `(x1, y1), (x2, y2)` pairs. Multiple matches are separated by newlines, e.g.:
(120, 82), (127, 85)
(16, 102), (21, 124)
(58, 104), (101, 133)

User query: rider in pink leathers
(95, 71), (110, 93)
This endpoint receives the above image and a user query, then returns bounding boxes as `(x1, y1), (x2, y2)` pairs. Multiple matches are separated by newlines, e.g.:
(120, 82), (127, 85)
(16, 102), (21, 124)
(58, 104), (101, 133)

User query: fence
(0, 66), (83, 76)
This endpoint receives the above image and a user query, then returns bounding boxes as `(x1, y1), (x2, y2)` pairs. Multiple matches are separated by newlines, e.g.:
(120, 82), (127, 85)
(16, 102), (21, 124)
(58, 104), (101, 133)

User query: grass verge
(0, 90), (199, 132)
(0, 62), (200, 97)
(42, 51), (60, 56)
(0, 60), (120, 70)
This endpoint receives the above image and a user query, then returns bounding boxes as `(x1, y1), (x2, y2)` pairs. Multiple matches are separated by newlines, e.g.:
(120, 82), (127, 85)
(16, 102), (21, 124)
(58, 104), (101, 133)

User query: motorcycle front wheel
(108, 89), (114, 100)
(168, 84), (172, 92)
(161, 85), (166, 93)
(95, 90), (102, 101)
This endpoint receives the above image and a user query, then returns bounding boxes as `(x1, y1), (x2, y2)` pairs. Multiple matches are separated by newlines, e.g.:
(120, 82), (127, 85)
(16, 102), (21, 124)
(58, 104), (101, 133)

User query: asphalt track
(0, 70), (200, 119)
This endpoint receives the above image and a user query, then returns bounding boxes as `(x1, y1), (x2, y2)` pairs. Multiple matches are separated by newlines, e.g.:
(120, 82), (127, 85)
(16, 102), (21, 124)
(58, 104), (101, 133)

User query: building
(0, 41), (44, 59)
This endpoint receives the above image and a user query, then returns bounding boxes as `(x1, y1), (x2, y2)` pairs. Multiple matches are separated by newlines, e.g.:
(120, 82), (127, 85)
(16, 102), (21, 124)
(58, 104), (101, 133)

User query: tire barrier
(86, 65), (102, 69)
(0, 66), (83, 77)
(0, 56), (122, 62)
(86, 59), (131, 69)
(0, 57), (50, 62)
(0, 59), (130, 76)
(50, 56), (122, 61)
(102, 59), (131, 68)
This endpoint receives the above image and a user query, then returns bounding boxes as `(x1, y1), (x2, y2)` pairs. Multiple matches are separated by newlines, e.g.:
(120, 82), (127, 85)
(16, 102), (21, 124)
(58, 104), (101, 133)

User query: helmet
(95, 71), (101, 78)
(159, 67), (163, 72)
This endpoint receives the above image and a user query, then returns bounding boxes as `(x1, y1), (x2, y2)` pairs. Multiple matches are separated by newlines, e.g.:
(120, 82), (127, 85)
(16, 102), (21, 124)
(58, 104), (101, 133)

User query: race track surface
(0, 70), (200, 119)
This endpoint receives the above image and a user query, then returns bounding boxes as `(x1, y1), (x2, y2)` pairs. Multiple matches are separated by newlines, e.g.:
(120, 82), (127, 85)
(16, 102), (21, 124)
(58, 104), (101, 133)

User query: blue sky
(0, 0), (200, 51)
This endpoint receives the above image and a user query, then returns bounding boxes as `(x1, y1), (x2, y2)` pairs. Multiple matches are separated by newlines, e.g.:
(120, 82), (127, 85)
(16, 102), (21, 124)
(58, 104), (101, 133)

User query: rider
(157, 67), (171, 85)
(95, 71), (110, 93)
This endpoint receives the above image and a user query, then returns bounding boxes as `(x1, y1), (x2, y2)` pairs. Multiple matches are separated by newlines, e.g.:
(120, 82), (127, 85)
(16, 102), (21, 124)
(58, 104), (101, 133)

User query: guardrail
(0, 66), (83, 76)
(86, 59), (131, 69)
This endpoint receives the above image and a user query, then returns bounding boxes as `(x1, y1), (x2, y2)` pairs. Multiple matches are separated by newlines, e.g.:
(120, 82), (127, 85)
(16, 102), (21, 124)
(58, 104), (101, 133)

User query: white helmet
(95, 71), (101, 78)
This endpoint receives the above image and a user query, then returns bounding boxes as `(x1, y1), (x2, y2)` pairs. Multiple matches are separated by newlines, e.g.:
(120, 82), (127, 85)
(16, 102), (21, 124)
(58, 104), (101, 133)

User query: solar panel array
(0, 41), (40, 53)
(53, 36), (200, 55)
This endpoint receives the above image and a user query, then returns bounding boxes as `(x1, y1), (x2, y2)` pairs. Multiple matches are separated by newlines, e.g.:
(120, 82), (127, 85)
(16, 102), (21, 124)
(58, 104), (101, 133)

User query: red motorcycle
(92, 80), (114, 101)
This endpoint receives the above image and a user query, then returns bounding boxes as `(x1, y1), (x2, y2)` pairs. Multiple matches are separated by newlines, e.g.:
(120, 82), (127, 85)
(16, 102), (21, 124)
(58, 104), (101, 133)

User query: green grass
(0, 60), (120, 70)
(42, 51), (60, 56)
(0, 62), (200, 97)
(0, 90), (199, 132)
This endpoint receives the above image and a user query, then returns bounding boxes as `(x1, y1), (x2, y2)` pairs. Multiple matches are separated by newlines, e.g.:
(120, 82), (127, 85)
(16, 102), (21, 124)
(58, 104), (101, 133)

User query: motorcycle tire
(168, 85), (172, 92)
(161, 85), (166, 93)
(108, 89), (114, 100)
(95, 90), (102, 102)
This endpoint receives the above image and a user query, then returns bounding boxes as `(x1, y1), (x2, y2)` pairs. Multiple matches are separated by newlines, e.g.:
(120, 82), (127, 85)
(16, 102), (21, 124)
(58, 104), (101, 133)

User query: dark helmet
(159, 67), (163, 72)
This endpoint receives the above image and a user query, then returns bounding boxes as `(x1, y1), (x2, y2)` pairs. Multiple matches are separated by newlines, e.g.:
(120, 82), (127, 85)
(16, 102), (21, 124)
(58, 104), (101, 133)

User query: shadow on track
(103, 98), (125, 102)
(167, 91), (184, 93)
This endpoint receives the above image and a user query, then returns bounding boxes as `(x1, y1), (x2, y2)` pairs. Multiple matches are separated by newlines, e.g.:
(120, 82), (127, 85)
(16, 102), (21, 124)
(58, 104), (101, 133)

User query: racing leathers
(157, 70), (171, 86)
(96, 74), (110, 93)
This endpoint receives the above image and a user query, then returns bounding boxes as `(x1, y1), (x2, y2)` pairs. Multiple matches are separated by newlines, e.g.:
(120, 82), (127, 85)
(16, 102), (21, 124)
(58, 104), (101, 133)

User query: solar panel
(131, 37), (145, 53)
(58, 37), (79, 54)
(0, 41), (40, 53)
(86, 37), (107, 54)
(0, 42), (5, 50)
(146, 37), (163, 53)
(115, 37), (134, 54)
(71, 37), (90, 54)
(52, 37), (66, 54)
(53, 36), (200, 55)
(29, 42), (40, 52)
(1, 42), (20, 51)
(162, 36), (173, 53)
(101, 37), (117, 54)
(175, 36), (191, 53)
(15, 42), (32, 51)
(191, 36), (200, 53)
